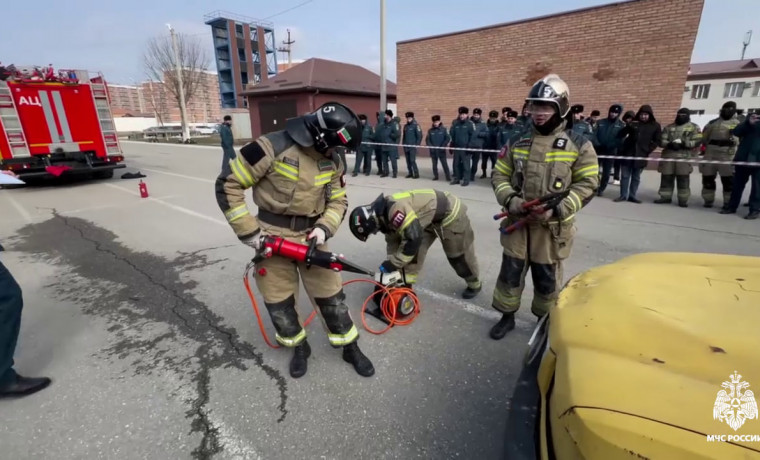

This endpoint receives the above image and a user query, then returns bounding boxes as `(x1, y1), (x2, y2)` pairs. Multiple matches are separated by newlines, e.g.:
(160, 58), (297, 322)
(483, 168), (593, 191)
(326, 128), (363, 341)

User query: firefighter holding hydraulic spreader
(490, 74), (599, 340)
(215, 102), (375, 379)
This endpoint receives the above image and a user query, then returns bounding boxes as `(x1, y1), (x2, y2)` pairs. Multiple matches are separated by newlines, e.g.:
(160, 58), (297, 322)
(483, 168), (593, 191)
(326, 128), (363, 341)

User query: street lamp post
(379, 0), (386, 115)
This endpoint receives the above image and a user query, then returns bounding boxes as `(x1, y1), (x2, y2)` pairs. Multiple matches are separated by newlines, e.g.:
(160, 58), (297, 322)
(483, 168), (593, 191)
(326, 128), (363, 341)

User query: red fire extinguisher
(139, 180), (149, 198)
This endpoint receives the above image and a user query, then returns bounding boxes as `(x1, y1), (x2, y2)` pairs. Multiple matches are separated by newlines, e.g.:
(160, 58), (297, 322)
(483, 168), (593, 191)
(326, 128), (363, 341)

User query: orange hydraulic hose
(244, 265), (422, 348)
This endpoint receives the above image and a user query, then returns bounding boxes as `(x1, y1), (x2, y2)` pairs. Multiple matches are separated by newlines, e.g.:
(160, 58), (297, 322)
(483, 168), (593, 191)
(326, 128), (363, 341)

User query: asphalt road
(1, 141), (758, 460)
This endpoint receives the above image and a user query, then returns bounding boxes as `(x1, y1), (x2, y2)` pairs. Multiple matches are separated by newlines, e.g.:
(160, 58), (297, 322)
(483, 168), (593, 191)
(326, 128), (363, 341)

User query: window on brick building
(691, 84), (710, 99)
(724, 82), (746, 98)
(753, 81), (760, 97)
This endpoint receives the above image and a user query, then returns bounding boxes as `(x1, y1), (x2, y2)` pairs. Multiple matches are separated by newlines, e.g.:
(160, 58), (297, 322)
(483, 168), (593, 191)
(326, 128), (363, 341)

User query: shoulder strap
(266, 130), (297, 158)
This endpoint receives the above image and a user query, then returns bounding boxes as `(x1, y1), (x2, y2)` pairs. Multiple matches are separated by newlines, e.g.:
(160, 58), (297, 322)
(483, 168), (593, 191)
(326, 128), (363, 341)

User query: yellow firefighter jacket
(216, 130), (347, 239)
(492, 121), (599, 224)
(381, 189), (462, 268)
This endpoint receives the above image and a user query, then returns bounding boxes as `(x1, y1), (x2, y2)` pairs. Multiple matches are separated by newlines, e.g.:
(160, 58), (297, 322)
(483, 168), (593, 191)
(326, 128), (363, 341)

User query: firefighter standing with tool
(700, 101), (739, 210)
(215, 102), (375, 379)
(489, 74), (599, 339)
(347, 189), (482, 299)
(655, 108), (702, 207)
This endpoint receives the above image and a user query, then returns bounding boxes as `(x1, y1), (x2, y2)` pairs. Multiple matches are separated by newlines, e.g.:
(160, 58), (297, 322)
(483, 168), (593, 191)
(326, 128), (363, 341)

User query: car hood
(549, 252), (760, 449)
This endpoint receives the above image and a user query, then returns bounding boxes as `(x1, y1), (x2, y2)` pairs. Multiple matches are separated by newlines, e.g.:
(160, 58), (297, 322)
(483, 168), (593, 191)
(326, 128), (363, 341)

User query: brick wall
(397, 0), (704, 151)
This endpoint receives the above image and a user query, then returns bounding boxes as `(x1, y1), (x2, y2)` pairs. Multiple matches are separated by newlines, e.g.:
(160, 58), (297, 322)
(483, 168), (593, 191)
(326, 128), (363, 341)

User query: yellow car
(505, 253), (760, 460)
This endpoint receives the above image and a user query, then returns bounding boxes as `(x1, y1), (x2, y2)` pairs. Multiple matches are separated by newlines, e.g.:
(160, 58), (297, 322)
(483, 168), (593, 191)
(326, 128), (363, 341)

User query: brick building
(397, 0), (704, 135)
(138, 70), (223, 125)
(242, 58), (397, 139)
(106, 84), (146, 114)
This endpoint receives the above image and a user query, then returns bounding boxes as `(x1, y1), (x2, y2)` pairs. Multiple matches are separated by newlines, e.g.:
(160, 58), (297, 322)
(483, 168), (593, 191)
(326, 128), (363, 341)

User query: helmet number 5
(323, 106), (335, 113)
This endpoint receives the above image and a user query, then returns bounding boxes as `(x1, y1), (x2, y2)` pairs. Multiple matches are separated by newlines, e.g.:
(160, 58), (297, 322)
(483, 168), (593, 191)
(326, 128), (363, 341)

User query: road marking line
(61, 195), (181, 215)
(104, 183), (227, 227)
(122, 140), (219, 150)
(3, 194), (32, 223)
(141, 168), (216, 184)
(414, 287), (533, 327)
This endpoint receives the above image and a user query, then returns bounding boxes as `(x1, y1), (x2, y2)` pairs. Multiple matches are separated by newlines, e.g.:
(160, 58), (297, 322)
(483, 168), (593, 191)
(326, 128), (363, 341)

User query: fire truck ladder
(0, 80), (31, 158)
(89, 75), (122, 155)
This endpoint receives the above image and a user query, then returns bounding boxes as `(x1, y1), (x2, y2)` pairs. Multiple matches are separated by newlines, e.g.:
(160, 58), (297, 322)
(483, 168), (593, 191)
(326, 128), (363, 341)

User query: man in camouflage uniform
(489, 74), (599, 339)
(348, 189), (482, 299)
(700, 101), (739, 209)
(655, 108), (702, 207)
(215, 102), (375, 379)
(402, 111), (423, 178)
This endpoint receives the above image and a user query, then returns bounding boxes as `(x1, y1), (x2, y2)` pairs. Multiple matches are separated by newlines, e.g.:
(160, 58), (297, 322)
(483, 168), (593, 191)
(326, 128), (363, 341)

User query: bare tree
(144, 79), (165, 127)
(143, 32), (210, 138)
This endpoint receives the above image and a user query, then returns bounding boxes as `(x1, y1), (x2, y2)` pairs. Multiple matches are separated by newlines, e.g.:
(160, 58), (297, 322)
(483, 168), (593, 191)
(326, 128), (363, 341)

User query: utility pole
(167, 24), (190, 143)
(379, 0), (386, 116)
(741, 30), (752, 60)
(277, 29), (296, 68)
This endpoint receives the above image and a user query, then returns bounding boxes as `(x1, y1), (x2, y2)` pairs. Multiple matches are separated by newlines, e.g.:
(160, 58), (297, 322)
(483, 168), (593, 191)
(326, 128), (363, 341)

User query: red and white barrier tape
(362, 142), (760, 167)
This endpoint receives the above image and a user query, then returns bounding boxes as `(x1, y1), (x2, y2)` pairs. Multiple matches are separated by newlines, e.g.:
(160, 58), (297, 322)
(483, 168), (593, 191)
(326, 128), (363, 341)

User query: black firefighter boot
(342, 342), (375, 377)
(289, 340), (311, 378)
(489, 312), (516, 340)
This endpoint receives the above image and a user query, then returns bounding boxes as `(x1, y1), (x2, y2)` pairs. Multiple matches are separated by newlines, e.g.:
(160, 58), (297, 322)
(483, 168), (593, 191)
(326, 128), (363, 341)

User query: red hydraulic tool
(493, 190), (571, 234)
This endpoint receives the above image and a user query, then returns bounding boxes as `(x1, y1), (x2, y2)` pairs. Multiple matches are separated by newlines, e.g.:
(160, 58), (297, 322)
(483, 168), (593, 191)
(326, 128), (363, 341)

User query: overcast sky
(1, 0), (757, 85)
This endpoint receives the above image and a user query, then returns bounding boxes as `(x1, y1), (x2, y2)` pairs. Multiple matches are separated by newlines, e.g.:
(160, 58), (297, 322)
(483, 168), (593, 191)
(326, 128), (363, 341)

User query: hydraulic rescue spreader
(243, 236), (421, 347)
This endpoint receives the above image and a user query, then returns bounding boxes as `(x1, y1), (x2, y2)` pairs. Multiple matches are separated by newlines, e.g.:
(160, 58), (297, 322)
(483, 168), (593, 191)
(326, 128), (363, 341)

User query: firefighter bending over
(215, 102), (375, 379)
(347, 189), (482, 299)
(490, 74), (599, 339)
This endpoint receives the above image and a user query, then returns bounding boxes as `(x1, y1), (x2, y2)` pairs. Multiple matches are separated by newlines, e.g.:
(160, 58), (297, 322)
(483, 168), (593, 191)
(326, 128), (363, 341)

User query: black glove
(379, 260), (398, 274)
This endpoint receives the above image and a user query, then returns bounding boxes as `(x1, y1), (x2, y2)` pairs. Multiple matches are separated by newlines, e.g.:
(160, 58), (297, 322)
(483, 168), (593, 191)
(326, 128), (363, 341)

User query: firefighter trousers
(385, 201), (480, 289)
(699, 151), (734, 206)
(253, 234), (358, 348)
(658, 152), (693, 204)
(491, 220), (576, 317)
(0, 259), (23, 387)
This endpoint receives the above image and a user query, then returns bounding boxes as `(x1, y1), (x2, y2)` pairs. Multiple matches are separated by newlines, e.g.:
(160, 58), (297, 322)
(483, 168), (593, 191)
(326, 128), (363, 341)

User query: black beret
(359, 114), (367, 120)
(385, 109), (394, 117)
(489, 110), (499, 118)
(502, 106), (512, 113)
(405, 112), (414, 118)
(571, 104), (584, 113)
(590, 110), (601, 117)
(473, 108), (482, 115)
(458, 106), (469, 114)
(507, 110), (518, 118)
(432, 115), (441, 122)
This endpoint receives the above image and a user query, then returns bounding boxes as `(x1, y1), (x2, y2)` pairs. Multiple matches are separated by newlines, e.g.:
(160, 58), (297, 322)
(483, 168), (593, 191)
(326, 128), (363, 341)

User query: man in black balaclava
(699, 101), (739, 209)
(655, 108), (701, 207)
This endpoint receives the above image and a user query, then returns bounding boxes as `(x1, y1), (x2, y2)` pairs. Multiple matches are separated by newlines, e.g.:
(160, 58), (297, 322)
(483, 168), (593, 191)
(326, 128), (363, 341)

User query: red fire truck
(0, 68), (125, 181)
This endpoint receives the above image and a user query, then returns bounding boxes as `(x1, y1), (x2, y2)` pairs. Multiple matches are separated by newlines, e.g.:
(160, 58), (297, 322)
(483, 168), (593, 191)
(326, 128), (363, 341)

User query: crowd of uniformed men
(351, 99), (760, 219)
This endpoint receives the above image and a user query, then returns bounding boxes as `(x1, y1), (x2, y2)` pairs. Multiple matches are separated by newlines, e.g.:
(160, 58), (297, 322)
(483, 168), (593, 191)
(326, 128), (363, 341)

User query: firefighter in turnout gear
(700, 101), (739, 209)
(655, 108), (702, 207)
(215, 102), (375, 379)
(490, 74), (599, 339)
(348, 189), (482, 299)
